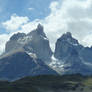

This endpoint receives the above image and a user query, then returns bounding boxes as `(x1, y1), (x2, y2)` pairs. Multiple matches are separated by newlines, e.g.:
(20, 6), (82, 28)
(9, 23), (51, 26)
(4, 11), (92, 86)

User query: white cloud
(1, 0), (92, 54)
(2, 14), (29, 32)
(43, 0), (92, 49)
(28, 7), (34, 11)
(0, 34), (10, 54)
(50, 1), (59, 12)
(83, 34), (92, 47)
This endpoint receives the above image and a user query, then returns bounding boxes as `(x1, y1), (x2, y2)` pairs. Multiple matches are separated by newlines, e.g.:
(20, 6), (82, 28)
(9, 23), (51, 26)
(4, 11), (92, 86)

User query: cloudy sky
(0, 0), (92, 54)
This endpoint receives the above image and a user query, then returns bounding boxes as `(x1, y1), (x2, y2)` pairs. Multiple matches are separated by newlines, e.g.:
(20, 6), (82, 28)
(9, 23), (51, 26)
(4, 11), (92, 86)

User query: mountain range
(0, 24), (92, 80)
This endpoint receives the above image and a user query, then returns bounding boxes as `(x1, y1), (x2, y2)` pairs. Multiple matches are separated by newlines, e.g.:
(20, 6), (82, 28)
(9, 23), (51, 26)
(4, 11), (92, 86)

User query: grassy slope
(0, 74), (92, 92)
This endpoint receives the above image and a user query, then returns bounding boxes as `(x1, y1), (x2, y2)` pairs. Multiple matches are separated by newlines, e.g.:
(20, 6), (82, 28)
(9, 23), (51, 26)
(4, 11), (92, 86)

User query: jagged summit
(54, 32), (81, 60)
(51, 31), (92, 75)
(58, 32), (79, 46)
(5, 24), (52, 63)
(62, 32), (72, 39)
(28, 24), (47, 38)
(36, 24), (46, 37)
(37, 24), (43, 31)
(10, 32), (26, 41)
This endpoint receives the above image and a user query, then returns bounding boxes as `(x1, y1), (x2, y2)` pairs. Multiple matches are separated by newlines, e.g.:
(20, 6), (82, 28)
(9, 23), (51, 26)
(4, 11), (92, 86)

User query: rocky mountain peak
(36, 24), (46, 38)
(54, 32), (82, 60)
(37, 24), (43, 31)
(5, 24), (52, 63)
(58, 32), (79, 46)
(10, 32), (26, 41)
(28, 24), (46, 38)
(52, 32), (92, 75)
(62, 32), (72, 39)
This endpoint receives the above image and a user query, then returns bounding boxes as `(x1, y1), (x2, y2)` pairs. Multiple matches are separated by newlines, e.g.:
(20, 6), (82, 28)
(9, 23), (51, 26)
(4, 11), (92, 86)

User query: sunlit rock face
(5, 24), (52, 63)
(24, 24), (52, 63)
(5, 33), (26, 53)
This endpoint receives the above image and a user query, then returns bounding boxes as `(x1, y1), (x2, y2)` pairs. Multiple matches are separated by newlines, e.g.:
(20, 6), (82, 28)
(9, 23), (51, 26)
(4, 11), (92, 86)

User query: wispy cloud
(28, 7), (34, 11)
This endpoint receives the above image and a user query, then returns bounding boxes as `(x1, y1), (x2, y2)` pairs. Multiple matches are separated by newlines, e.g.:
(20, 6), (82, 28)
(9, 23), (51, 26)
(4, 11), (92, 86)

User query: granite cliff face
(5, 24), (52, 63)
(54, 32), (92, 63)
(54, 32), (82, 60)
(50, 32), (92, 75)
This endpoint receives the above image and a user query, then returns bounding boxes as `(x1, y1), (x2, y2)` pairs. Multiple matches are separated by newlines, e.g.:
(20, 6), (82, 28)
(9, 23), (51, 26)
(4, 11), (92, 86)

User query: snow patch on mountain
(49, 55), (65, 74)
